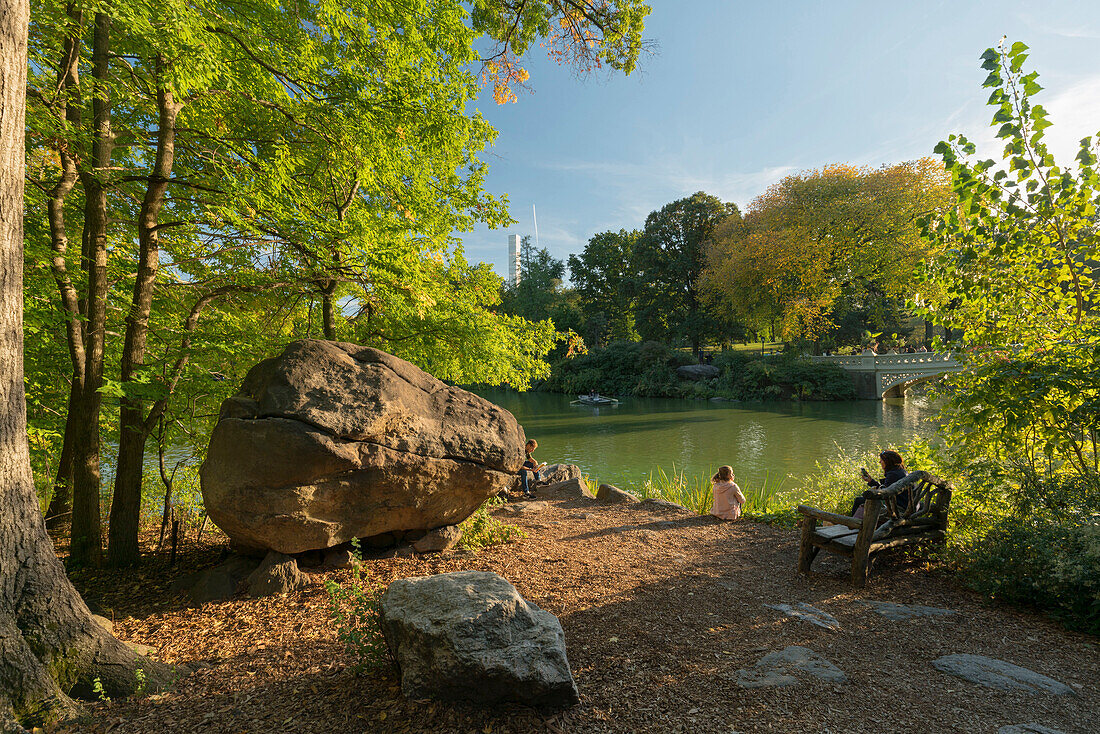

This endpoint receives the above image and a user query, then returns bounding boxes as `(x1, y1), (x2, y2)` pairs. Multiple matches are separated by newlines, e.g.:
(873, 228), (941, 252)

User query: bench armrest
(797, 505), (863, 530)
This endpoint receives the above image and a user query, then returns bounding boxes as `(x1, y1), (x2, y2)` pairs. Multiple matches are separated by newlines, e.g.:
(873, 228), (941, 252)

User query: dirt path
(68, 492), (1098, 734)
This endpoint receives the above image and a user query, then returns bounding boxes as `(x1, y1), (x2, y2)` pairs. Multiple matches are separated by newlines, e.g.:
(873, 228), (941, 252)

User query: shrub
(323, 541), (391, 672)
(459, 497), (526, 550)
(956, 518), (1100, 634)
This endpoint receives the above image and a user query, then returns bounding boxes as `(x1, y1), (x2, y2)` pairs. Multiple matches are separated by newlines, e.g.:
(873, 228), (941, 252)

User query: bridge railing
(811, 351), (957, 369)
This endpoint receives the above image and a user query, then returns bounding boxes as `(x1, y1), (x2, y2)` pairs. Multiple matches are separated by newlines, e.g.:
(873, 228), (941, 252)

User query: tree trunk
(44, 381), (79, 530)
(1, 8), (171, 727)
(924, 318), (934, 346)
(320, 279), (336, 340)
(108, 68), (180, 568)
(43, 10), (84, 534)
(69, 12), (113, 568)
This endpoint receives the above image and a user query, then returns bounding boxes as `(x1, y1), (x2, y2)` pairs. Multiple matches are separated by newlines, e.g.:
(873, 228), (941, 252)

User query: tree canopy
(702, 161), (952, 344)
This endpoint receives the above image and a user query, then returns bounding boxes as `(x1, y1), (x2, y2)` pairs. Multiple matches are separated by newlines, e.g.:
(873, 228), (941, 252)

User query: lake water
(469, 389), (939, 493)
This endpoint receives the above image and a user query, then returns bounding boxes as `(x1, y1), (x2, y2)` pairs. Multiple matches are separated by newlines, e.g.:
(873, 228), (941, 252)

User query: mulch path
(64, 490), (1099, 734)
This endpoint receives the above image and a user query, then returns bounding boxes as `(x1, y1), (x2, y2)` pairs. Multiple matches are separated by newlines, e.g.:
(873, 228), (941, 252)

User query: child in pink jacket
(711, 465), (747, 520)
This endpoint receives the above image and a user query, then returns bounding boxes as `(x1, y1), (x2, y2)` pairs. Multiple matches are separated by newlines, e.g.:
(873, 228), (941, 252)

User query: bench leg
(798, 517), (817, 574)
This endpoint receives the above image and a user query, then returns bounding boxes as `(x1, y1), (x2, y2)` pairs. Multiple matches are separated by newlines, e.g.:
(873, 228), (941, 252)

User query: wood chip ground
(62, 493), (1099, 733)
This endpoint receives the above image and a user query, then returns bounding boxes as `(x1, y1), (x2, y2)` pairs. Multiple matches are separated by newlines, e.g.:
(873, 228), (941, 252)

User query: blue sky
(457, 0), (1100, 281)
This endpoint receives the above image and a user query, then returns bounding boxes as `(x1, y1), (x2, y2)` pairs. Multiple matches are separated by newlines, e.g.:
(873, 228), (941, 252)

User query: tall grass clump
(630, 466), (713, 514)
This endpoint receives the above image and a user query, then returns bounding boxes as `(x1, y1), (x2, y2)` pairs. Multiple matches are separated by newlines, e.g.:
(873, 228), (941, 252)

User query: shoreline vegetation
(535, 341), (858, 402)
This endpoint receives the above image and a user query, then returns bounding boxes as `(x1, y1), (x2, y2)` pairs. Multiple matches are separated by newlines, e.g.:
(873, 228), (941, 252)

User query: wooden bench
(797, 470), (952, 586)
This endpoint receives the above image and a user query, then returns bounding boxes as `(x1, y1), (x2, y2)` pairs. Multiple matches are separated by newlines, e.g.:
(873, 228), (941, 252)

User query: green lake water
(468, 389), (939, 494)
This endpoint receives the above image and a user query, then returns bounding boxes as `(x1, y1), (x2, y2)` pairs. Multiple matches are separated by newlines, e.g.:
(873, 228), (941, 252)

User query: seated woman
(851, 450), (909, 518)
(518, 439), (546, 498)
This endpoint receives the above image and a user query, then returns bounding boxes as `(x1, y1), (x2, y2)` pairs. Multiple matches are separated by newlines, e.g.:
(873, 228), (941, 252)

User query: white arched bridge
(810, 351), (961, 399)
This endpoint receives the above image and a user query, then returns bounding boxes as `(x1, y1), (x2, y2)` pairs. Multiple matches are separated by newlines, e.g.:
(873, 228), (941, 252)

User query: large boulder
(200, 340), (524, 554)
(676, 364), (719, 380)
(380, 571), (579, 708)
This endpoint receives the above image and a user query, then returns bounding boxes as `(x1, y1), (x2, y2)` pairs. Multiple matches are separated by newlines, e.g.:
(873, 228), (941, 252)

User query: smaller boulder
(91, 614), (114, 635)
(323, 545), (357, 569)
(380, 570), (579, 708)
(539, 464), (583, 484)
(413, 525), (463, 553)
(541, 477), (595, 501)
(676, 364), (719, 380)
(596, 484), (637, 504)
(246, 551), (308, 598)
(175, 555), (261, 604)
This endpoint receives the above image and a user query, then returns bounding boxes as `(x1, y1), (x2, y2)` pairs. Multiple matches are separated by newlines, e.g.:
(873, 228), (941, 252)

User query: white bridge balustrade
(810, 351), (961, 399)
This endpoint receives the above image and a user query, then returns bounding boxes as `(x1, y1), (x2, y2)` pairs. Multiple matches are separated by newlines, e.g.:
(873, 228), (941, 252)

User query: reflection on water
(469, 389), (939, 491)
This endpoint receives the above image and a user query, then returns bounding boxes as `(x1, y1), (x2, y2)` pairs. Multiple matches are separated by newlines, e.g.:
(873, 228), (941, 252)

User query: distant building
(507, 234), (521, 286)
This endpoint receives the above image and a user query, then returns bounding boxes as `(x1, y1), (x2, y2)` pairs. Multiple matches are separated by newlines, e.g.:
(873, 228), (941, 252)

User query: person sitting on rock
(519, 439), (546, 498)
(710, 465), (746, 521)
(851, 450), (909, 518)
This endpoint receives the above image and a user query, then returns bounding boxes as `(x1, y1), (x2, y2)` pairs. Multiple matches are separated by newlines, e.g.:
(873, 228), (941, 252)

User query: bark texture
(1, 7), (170, 729)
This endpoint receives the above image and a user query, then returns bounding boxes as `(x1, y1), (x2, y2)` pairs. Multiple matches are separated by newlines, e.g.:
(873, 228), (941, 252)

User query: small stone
(734, 646), (846, 688)
(91, 614), (114, 634)
(861, 600), (956, 621)
(412, 525), (462, 553)
(595, 484), (637, 504)
(932, 654), (1075, 695)
(246, 550), (308, 598)
(402, 529), (427, 543)
(324, 546), (356, 569)
(765, 602), (841, 632)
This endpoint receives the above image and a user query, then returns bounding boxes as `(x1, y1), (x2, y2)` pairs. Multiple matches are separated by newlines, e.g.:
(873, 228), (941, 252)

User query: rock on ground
(379, 570), (579, 708)
(676, 364), (719, 380)
(734, 646), (846, 688)
(246, 551), (307, 597)
(861, 600), (956, 621)
(596, 484), (637, 504)
(765, 602), (841, 632)
(200, 340), (524, 554)
(932, 654), (1075, 695)
(412, 525), (462, 553)
(997, 725), (1066, 734)
(540, 477), (595, 501)
(172, 555), (261, 604)
(539, 464), (582, 484)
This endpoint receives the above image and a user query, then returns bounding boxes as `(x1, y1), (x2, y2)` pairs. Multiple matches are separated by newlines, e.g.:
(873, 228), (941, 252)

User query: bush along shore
(538, 341), (856, 401)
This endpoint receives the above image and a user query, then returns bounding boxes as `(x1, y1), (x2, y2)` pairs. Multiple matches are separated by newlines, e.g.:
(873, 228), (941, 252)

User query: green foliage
(633, 193), (741, 349)
(919, 39), (1100, 501)
(957, 518), (1100, 633)
(915, 41), (1100, 632)
(458, 497), (526, 550)
(91, 677), (110, 704)
(542, 343), (854, 401)
(323, 541), (391, 673)
(568, 229), (640, 347)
